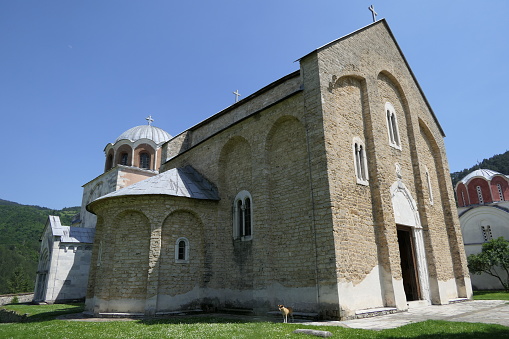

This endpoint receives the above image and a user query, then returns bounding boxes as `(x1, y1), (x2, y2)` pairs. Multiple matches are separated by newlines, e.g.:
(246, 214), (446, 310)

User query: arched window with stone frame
(385, 102), (401, 149)
(175, 237), (189, 263)
(233, 190), (253, 240)
(352, 137), (368, 186)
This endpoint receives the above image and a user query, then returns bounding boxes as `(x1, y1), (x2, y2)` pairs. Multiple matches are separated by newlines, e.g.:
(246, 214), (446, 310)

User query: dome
(460, 169), (502, 184)
(115, 125), (172, 145)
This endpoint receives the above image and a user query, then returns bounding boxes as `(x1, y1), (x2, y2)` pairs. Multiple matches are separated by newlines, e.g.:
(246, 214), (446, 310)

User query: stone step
(354, 307), (398, 319)
(407, 300), (430, 309)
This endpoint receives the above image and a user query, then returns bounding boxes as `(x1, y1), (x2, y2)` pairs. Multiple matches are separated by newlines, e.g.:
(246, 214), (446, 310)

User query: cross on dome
(146, 115), (154, 126)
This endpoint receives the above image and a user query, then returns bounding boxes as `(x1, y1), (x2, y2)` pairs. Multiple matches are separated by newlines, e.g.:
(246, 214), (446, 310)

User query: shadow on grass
(2, 303), (86, 323)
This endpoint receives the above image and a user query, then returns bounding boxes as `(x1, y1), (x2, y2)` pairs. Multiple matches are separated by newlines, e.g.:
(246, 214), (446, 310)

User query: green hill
(451, 150), (509, 187)
(0, 199), (79, 294)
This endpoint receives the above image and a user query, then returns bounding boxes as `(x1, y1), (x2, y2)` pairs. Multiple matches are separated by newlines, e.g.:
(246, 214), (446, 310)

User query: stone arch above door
(391, 180), (421, 228)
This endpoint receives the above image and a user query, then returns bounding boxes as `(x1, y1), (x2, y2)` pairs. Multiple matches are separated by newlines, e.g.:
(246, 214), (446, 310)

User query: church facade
(85, 20), (472, 319)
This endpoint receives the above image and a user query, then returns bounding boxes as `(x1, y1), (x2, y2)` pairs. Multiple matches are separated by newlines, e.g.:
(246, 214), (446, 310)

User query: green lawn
(473, 290), (509, 300)
(1, 302), (508, 338)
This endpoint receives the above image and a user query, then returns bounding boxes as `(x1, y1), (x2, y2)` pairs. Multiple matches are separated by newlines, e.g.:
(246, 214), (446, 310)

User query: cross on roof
(233, 89), (241, 103)
(368, 5), (378, 23)
(146, 115), (154, 126)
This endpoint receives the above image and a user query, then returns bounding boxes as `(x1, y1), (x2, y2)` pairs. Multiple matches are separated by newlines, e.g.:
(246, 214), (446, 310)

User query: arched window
(352, 137), (368, 185)
(175, 237), (189, 263)
(425, 168), (434, 205)
(233, 191), (253, 240)
(140, 152), (150, 169)
(385, 102), (401, 149)
(120, 152), (129, 165)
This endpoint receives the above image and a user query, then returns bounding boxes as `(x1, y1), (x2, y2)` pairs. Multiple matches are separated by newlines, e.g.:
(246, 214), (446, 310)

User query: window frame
(233, 190), (253, 241)
(385, 102), (402, 150)
(352, 137), (369, 186)
(175, 237), (190, 263)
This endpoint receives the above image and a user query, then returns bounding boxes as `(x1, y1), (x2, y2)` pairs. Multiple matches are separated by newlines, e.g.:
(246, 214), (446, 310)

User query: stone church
(33, 122), (172, 303)
(79, 19), (472, 319)
(456, 169), (509, 290)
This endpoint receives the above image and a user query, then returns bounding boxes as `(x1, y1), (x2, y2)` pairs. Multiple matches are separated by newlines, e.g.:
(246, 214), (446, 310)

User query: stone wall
(85, 20), (472, 320)
(0, 293), (34, 306)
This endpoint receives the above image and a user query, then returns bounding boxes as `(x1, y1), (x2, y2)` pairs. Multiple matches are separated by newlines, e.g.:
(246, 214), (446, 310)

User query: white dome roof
(460, 169), (502, 184)
(115, 125), (172, 145)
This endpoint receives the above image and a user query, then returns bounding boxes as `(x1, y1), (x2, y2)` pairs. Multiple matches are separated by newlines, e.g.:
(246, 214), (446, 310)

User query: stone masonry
(85, 20), (472, 320)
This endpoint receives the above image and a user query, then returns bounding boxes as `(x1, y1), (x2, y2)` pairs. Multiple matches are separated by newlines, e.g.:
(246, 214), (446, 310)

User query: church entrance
(397, 226), (421, 301)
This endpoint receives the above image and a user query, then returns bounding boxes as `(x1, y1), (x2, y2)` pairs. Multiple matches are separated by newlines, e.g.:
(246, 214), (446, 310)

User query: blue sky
(1, 1), (508, 209)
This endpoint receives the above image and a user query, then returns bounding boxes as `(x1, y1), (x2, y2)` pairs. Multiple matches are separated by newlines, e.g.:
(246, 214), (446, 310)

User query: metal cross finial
(233, 89), (241, 103)
(368, 5), (378, 22)
(146, 115), (154, 126)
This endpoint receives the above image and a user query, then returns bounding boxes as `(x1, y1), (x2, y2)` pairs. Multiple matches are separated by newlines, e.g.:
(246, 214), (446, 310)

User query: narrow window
(237, 199), (243, 237)
(385, 102), (401, 149)
(175, 237), (189, 263)
(140, 152), (150, 169)
(233, 191), (253, 240)
(178, 240), (186, 260)
(244, 198), (251, 236)
(481, 225), (493, 242)
(387, 110), (394, 144)
(426, 169), (434, 205)
(476, 185), (484, 204)
(461, 191), (466, 206)
(353, 138), (368, 185)
(120, 153), (128, 165)
(497, 183), (504, 201)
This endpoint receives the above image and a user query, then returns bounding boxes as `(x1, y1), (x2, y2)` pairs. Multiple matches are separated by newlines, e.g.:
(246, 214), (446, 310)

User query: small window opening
(233, 191), (253, 240)
(120, 153), (129, 165)
(481, 225), (493, 242)
(476, 185), (484, 204)
(497, 183), (504, 201)
(175, 237), (189, 263)
(140, 152), (150, 169)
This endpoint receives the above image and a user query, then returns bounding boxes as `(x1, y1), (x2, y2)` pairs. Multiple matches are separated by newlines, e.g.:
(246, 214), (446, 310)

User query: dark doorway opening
(397, 226), (421, 301)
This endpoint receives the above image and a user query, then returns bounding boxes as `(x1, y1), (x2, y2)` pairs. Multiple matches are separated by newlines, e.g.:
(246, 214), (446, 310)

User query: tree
(7, 266), (31, 293)
(467, 237), (509, 291)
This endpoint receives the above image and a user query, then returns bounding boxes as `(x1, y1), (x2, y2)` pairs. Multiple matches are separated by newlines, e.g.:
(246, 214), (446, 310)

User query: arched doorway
(391, 179), (430, 302)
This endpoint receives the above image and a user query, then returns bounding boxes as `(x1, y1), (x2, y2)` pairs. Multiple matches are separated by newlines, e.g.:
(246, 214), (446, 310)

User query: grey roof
(96, 165), (219, 201)
(115, 125), (172, 145)
(48, 215), (95, 244)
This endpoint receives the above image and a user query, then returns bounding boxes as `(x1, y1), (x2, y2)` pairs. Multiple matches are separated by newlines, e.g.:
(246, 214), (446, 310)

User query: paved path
(302, 300), (509, 330)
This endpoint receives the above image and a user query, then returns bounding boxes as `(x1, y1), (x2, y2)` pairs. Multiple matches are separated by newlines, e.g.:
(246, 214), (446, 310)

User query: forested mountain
(451, 150), (509, 187)
(0, 199), (79, 294)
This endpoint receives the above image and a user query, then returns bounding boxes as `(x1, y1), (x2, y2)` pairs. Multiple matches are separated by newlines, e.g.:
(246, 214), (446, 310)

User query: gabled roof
(92, 165), (219, 203)
(299, 19), (445, 137)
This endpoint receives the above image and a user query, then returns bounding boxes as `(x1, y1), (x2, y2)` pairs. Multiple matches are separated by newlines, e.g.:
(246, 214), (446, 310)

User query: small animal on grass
(278, 304), (294, 323)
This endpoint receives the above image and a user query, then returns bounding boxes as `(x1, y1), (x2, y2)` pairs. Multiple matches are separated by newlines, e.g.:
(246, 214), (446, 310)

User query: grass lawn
(0, 302), (508, 338)
(473, 290), (509, 300)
